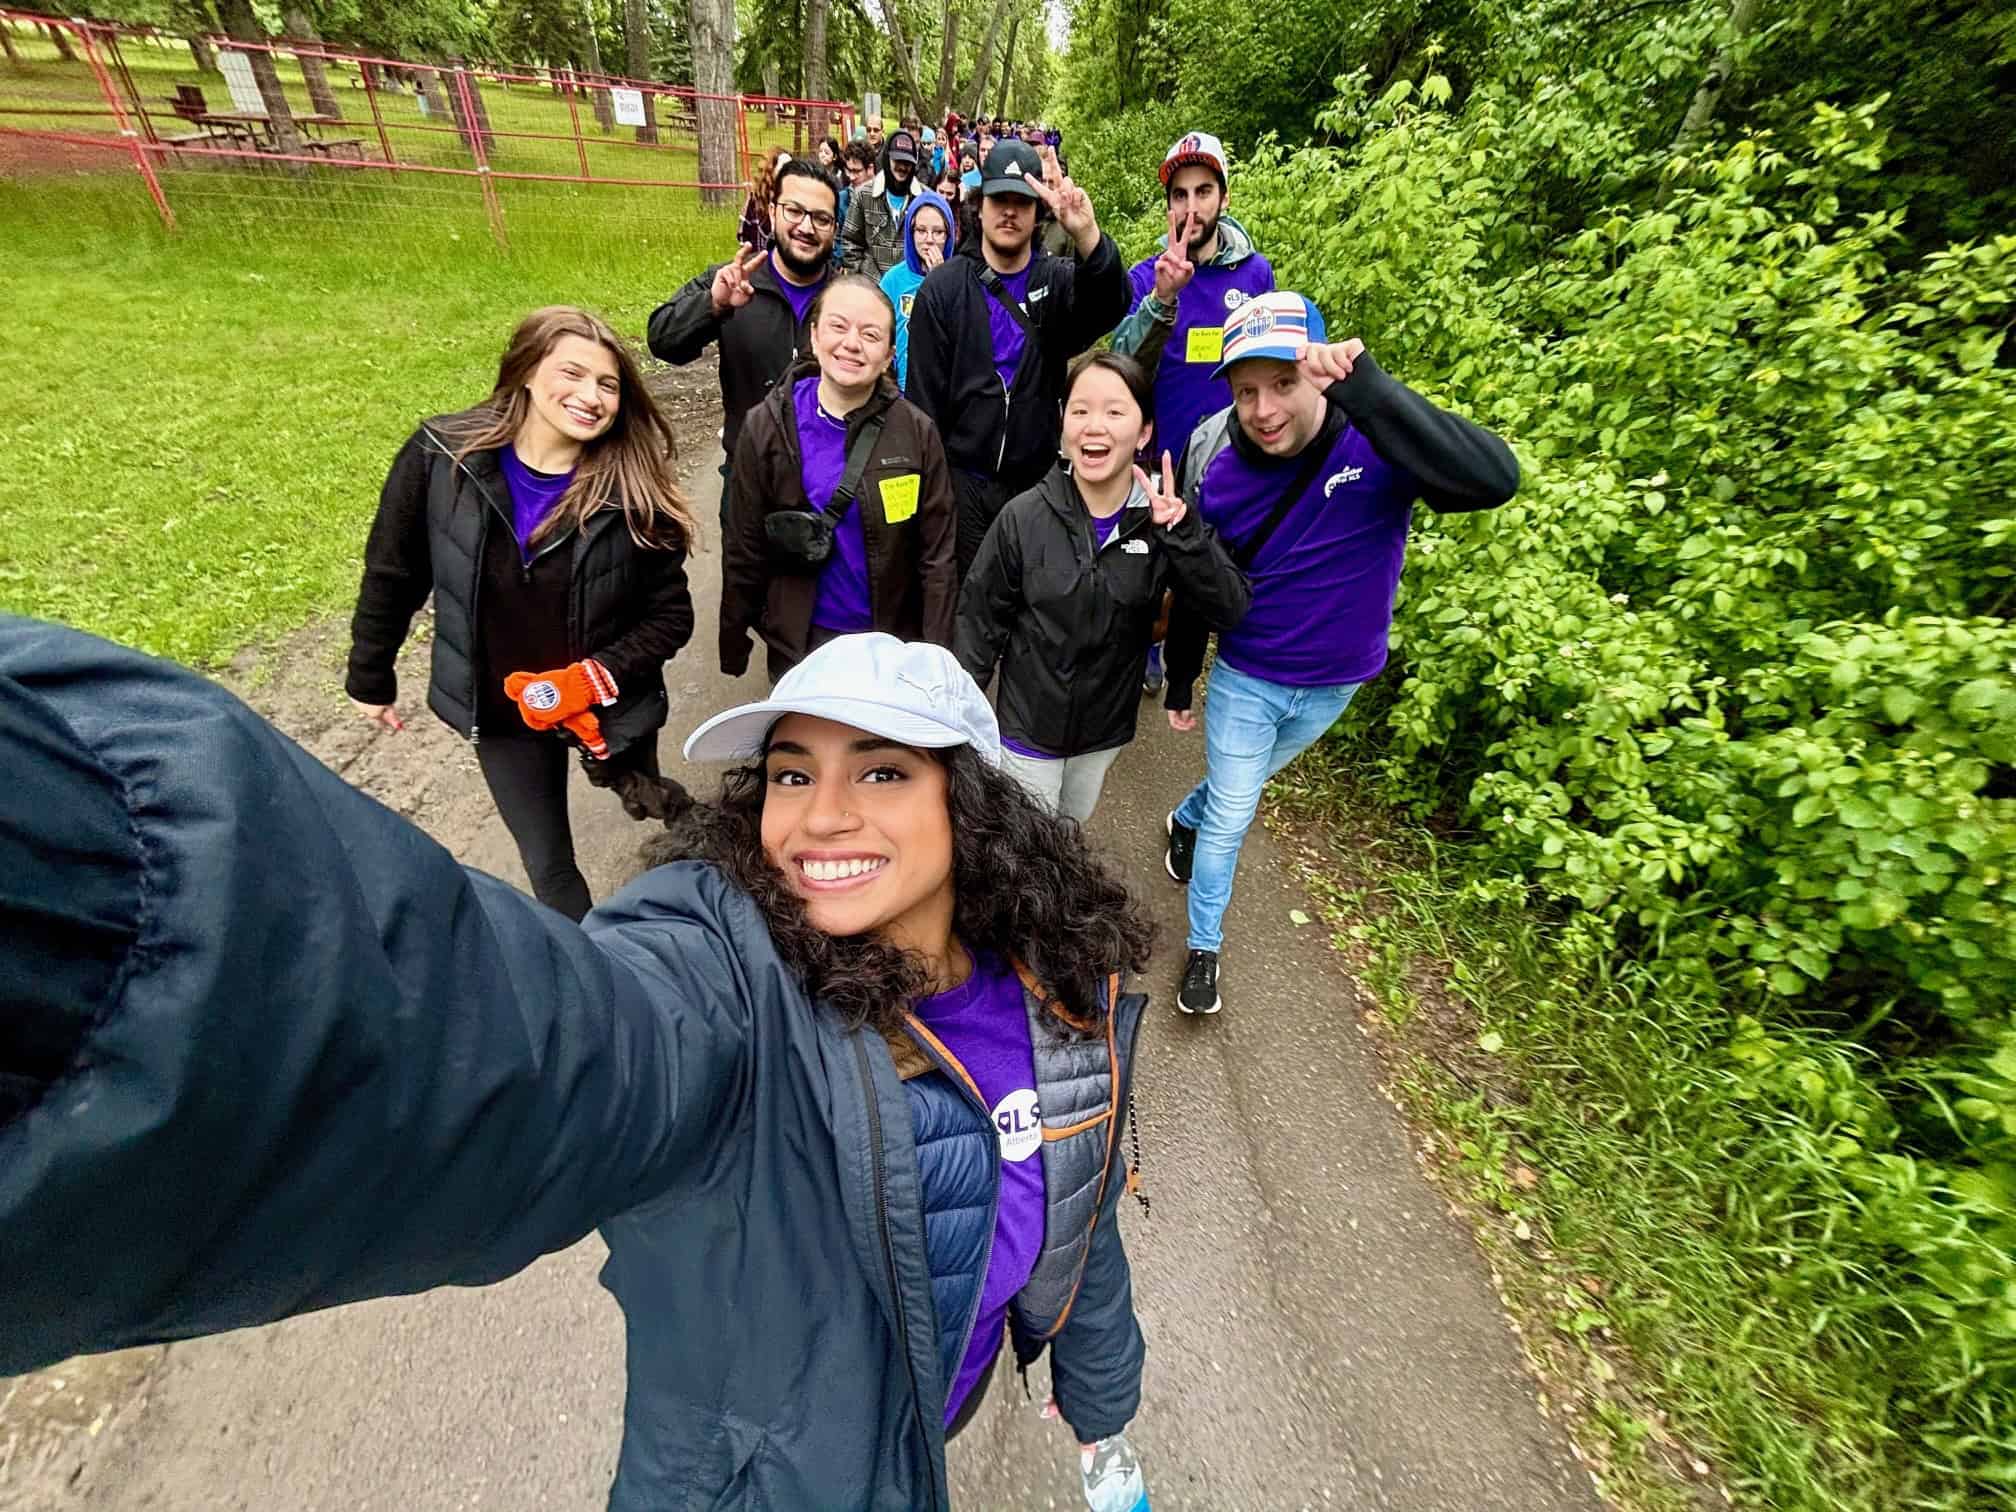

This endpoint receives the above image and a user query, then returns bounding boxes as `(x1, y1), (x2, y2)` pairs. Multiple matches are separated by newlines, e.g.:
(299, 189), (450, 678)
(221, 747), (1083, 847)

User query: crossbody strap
(979, 264), (1043, 337)
(821, 412), (887, 520)
(1230, 424), (1340, 571)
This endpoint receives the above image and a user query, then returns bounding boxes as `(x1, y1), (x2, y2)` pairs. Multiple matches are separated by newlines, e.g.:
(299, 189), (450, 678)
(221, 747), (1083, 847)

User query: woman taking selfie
(0, 621), (1154, 1512)
(721, 274), (957, 682)
(345, 305), (696, 921)
(958, 351), (1249, 822)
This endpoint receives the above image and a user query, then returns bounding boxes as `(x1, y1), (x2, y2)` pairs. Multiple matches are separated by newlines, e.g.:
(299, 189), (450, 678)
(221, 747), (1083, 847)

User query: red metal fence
(0, 10), (855, 247)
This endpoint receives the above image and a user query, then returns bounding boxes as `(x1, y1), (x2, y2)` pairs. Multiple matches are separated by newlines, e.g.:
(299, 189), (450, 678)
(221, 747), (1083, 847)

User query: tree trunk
(416, 65), (451, 121)
(931, 0), (958, 120)
(801, 0), (829, 140)
(624, 0), (659, 143)
(761, 59), (779, 126)
(280, 4), (341, 118)
(996, 9), (1021, 119)
(965, 0), (1012, 118)
(212, 0), (304, 157)
(580, 0), (615, 131)
(1, 25), (20, 66)
(44, 22), (77, 62)
(873, 0), (931, 122)
(1671, 0), (1765, 151)
(187, 32), (216, 73)
(445, 58), (496, 153)
(686, 0), (738, 205)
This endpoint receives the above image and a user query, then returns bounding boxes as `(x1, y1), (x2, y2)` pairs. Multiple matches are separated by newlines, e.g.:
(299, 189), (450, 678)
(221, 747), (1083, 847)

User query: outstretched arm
(0, 616), (754, 1375)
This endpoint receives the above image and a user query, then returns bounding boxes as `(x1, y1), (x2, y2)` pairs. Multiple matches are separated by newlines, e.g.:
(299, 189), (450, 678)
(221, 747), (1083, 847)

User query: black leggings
(475, 732), (660, 922)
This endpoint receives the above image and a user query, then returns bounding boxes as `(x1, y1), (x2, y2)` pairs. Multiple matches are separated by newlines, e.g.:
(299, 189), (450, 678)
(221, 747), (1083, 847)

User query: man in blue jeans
(1161, 291), (1520, 1014)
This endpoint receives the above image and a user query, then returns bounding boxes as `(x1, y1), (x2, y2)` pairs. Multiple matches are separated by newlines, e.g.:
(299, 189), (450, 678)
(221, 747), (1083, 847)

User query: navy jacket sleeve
(345, 430), (435, 706)
(1047, 1102), (1146, 1442)
(718, 424), (771, 677)
(1330, 352), (1519, 513)
(647, 265), (728, 366)
(0, 616), (754, 1376)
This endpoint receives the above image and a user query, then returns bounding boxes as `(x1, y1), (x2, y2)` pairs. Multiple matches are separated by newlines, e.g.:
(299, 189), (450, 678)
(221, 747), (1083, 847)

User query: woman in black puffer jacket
(346, 305), (697, 920)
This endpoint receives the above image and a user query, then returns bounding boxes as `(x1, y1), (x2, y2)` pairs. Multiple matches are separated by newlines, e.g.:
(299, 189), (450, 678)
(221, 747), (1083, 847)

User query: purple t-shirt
(795, 378), (874, 633)
(1198, 423), (1417, 687)
(772, 254), (824, 327)
(987, 263), (1034, 395)
(1124, 250), (1276, 466)
(916, 953), (1044, 1426)
(499, 446), (575, 560)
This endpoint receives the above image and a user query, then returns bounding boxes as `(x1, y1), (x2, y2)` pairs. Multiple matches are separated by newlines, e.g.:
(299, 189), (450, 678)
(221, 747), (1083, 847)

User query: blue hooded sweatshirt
(879, 190), (957, 389)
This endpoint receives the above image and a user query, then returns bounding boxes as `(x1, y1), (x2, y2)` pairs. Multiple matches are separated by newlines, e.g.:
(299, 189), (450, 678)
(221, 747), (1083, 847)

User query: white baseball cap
(1160, 131), (1228, 188)
(683, 633), (1002, 766)
(1211, 290), (1328, 380)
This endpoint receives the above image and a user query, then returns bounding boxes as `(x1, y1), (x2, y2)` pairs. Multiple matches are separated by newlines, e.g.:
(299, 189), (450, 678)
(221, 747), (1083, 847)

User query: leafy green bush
(1169, 68), (2016, 1509)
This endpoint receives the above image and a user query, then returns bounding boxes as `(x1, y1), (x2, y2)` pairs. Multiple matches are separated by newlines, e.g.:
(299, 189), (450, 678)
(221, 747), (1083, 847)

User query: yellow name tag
(879, 473), (922, 523)
(1186, 326), (1224, 364)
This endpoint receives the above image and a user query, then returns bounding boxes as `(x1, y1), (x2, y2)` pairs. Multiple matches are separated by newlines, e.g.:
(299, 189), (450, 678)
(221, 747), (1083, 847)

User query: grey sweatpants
(999, 744), (1125, 824)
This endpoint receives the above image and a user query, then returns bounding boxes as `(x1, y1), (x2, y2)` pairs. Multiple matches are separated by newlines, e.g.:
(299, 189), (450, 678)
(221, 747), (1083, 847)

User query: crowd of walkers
(0, 114), (1517, 1512)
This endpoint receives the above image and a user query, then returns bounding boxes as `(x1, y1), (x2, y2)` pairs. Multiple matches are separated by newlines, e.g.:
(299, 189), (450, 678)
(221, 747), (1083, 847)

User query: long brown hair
(747, 143), (792, 209)
(437, 306), (697, 553)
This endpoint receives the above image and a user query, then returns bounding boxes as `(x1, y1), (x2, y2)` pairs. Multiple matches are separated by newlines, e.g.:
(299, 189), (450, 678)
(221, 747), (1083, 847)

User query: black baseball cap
(980, 141), (1043, 199)
(888, 130), (918, 165)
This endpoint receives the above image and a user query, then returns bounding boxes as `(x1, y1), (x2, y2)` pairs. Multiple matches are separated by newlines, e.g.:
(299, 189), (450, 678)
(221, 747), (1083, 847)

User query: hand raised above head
(1297, 338), (1367, 387)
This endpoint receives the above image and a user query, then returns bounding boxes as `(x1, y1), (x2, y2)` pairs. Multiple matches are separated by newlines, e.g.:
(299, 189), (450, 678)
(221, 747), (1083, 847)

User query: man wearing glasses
(649, 160), (842, 527)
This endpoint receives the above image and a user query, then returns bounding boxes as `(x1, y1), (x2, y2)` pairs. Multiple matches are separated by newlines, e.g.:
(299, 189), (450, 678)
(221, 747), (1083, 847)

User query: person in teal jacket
(880, 189), (957, 390)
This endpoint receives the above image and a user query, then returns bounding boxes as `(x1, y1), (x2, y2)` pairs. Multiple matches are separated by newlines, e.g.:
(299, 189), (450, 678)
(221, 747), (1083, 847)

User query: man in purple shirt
(1110, 131), (1276, 696)
(1161, 292), (1520, 1016)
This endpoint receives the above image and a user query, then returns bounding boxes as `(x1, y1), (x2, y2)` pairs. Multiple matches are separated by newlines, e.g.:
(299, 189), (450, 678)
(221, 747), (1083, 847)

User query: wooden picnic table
(191, 112), (364, 159)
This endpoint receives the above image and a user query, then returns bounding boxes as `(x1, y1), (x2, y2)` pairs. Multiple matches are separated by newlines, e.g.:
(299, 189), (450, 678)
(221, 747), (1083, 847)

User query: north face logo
(1324, 467), (1365, 497)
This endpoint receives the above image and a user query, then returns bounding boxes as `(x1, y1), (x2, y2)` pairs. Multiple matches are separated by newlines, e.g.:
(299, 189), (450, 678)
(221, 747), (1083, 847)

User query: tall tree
(964, 0), (1010, 116)
(1, 23), (19, 65)
(802, 0), (831, 138)
(687, 0), (737, 203)
(931, 0), (958, 119)
(212, 0), (305, 156)
(1671, 0), (1766, 150)
(995, 4), (1021, 118)
(280, 3), (344, 118)
(871, 0), (929, 119)
(580, 0), (615, 131)
(43, 21), (78, 62)
(624, 0), (659, 142)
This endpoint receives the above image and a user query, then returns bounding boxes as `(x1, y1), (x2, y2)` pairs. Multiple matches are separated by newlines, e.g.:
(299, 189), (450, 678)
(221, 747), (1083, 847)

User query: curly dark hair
(675, 743), (1156, 1036)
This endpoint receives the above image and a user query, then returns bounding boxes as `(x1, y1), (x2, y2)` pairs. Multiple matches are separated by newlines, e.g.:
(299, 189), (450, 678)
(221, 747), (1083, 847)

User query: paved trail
(3, 460), (1601, 1512)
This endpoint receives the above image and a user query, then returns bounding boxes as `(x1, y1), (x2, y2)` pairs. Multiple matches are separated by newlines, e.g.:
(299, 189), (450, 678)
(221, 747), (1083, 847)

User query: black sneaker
(1164, 811), (1197, 886)
(1178, 949), (1221, 1015)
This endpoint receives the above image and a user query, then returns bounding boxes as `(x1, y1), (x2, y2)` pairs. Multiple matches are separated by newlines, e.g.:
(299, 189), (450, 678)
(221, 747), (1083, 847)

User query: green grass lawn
(3, 25), (823, 183)
(0, 174), (730, 666)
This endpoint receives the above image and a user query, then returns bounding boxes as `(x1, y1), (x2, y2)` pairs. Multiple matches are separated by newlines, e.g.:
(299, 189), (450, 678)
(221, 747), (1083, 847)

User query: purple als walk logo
(993, 1088), (1042, 1162)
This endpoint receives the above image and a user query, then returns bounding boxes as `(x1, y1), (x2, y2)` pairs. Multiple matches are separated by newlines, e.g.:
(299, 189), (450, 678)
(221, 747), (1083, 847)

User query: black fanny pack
(765, 413), (885, 567)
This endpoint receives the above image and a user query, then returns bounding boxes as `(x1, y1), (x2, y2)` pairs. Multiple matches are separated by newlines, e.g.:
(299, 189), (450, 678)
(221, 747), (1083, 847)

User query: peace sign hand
(710, 247), (767, 316)
(1132, 450), (1185, 530)
(1152, 203), (1196, 304)
(1028, 153), (1099, 254)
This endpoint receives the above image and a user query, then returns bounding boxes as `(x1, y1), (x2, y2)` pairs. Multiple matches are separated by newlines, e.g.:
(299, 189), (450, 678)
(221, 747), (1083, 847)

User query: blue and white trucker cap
(683, 633), (1002, 767)
(1210, 291), (1328, 381)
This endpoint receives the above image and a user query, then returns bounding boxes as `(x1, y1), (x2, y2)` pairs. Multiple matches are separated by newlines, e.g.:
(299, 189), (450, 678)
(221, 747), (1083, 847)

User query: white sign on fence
(611, 88), (646, 127)
(218, 50), (266, 116)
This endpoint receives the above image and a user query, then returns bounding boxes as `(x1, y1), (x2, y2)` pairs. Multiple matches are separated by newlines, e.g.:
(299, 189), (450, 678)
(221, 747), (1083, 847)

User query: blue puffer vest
(890, 967), (1148, 1404)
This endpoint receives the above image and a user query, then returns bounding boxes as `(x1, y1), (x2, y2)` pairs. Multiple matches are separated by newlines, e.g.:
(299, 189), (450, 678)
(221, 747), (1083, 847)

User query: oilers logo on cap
(523, 680), (562, 712)
(1210, 290), (1327, 380)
